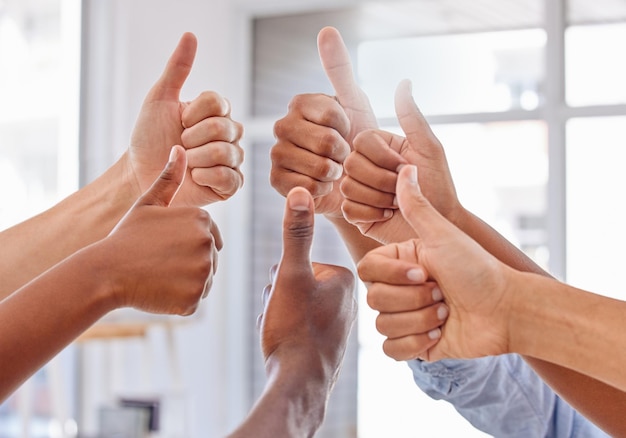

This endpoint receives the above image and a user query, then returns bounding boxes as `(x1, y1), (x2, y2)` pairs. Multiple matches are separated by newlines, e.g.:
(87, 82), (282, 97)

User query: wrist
(115, 151), (144, 202)
(444, 203), (471, 231)
(58, 243), (121, 318)
(264, 347), (333, 433)
(506, 270), (550, 356)
(266, 345), (334, 391)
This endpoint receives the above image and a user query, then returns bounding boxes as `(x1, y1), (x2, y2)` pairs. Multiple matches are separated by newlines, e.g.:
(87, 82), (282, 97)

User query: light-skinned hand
(358, 165), (514, 361)
(341, 79), (461, 244)
(127, 32), (244, 208)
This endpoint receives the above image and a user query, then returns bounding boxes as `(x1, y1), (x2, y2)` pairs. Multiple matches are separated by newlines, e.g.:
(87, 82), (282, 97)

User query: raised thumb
(138, 145), (187, 207)
(317, 26), (376, 123)
(395, 79), (438, 151)
(147, 32), (197, 102)
(396, 165), (448, 241)
(280, 187), (315, 269)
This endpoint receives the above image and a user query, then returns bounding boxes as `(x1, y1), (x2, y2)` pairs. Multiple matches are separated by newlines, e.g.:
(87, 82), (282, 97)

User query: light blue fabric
(407, 354), (609, 437)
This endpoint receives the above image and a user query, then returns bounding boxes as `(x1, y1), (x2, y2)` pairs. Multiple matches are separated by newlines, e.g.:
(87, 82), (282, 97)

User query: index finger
(357, 244), (426, 285)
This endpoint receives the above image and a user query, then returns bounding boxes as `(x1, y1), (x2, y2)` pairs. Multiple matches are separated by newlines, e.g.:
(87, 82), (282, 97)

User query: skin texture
(359, 164), (626, 405)
(227, 188), (357, 438)
(0, 31), (243, 300)
(271, 26), (626, 437)
(351, 82), (626, 437)
(0, 32), (242, 402)
(270, 27), (381, 262)
(0, 147), (220, 402)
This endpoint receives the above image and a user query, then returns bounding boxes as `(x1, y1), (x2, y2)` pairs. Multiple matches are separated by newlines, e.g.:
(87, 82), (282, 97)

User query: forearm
(227, 356), (330, 438)
(0, 245), (114, 401)
(0, 153), (138, 299)
(456, 207), (626, 435)
(509, 272), (626, 413)
(325, 216), (381, 263)
(510, 273), (626, 387)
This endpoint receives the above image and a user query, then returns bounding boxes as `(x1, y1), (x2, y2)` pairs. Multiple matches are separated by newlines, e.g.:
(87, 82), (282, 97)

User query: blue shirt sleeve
(407, 354), (609, 438)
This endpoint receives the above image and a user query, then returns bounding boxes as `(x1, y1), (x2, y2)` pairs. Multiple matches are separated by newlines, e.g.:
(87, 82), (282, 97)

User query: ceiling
(242, 0), (626, 35)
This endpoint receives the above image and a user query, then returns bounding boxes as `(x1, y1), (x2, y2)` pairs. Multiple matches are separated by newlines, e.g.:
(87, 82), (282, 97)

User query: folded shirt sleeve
(407, 354), (609, 438)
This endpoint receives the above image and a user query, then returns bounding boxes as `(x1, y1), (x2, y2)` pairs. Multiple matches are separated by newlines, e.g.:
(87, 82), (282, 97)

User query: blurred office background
(1, 0), (626, 436)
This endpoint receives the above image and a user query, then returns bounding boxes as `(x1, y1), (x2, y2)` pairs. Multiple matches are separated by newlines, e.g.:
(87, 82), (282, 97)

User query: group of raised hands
(269, 26), (626, 436)
(2, 26), (625, 437)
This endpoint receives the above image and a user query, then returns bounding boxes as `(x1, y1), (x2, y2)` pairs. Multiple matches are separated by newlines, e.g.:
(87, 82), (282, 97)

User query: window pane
(359, 30), (546, 117)
(0, 0), (79, 229)
(0, 0), (80, 433)
(252, 0), (544, 118)
(566, 116), (626, 300)
(567, 0), (626, 25)
(358, 278), (491, 438)
(566, 23), (626, 107)
(436, 121), (549, 268)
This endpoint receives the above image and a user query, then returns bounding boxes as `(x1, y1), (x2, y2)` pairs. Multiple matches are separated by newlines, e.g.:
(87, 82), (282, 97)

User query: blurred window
(0, 0), (80, 435)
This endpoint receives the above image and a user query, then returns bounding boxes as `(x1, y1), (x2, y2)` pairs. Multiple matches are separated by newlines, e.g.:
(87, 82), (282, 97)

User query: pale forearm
(0, 153), (138, 299)
(455, 207), (626, 435)
(511, 272), (626, 392)
(0, 245), (114, 401)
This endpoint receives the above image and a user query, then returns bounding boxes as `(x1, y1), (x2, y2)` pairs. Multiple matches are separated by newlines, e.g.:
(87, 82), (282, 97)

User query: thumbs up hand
(128, 32), (244, 208)
(271, 27), (377, 219)
(258, 187), (357, 381)
(101, 145), (222, 316)
(358, 165), (514, 362)
(341, 80), (463, 244)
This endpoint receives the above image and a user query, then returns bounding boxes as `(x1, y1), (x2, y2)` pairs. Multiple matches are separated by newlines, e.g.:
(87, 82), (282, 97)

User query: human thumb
(395, 79), (439, 152)
(317, 27), (376, 125)
(280, 187), (315, 270)
(137, 145), (187, 207)
(146, 32), (197, 102)
(396, 165), (449, 241)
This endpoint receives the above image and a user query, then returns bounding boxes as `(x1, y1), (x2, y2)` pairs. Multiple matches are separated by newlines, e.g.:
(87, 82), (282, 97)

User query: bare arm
(228, 188), (357, 437)
(0, 157), (135, 299)
(0, 148), (220, 401)
(227, 351), (332, 438)
(0, 31), (243, 300)
(360, 165), (626, 437)
(454, 207), (626, 437)
(341, 78), (626, 436)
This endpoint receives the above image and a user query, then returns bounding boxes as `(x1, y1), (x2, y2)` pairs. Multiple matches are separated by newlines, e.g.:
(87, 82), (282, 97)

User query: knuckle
(272, 119), (286, 138)
(311, 157), (333, 179)
(382, 340), (398, 360)
(286, 221), (314, 241)
(317, 106), (342, 129)
(196, 207), (211, 223)
(375, 314), (388, 334)
(317, 131), (341, 158)
(366, 289), (381, 310)
(288, 94), (308, 111)
(339, 178), (354, 198)
(215, 168), (242, 194)
(199, 90), (221, 105)
(235, 120), (244, 138)
(343, 152), (360, 176)
(205, 118), (228, 139)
